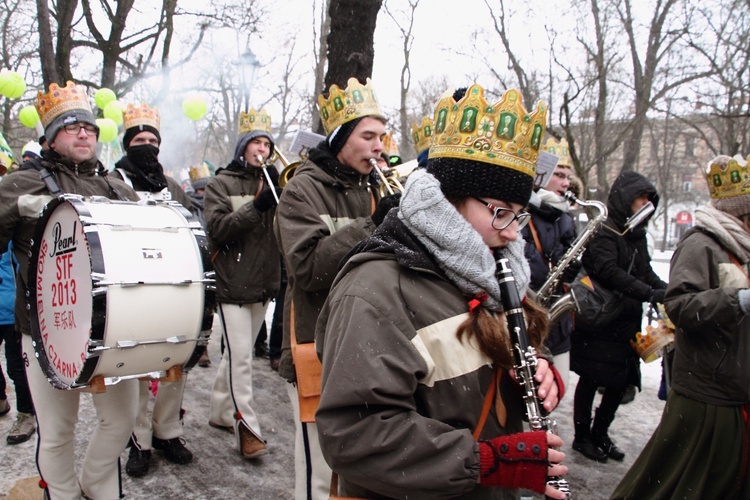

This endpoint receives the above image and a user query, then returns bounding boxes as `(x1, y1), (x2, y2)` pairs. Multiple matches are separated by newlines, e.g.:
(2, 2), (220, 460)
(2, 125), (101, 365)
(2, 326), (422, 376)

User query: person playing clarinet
(315, 84), (569, 499)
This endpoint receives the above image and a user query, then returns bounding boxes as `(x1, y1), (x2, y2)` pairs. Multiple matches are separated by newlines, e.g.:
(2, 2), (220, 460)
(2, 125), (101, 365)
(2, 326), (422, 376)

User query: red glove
(478, 431), (548, 494)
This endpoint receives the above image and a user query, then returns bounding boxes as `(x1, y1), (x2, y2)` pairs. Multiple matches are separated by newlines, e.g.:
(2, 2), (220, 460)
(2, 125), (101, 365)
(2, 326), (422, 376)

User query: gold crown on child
(411, 116), (434, 155)
(705, 155), (750, 200)
(35, 81), (93, 127)
(123, 103), (160, 131)
(317, 78), (383, 135)
(429, 85), (547, 178)
(543, 136), (572, 167)
(238, 108), (272, 135)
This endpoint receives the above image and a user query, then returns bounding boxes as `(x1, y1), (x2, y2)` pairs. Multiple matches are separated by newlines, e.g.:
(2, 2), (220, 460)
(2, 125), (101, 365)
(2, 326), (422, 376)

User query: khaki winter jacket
(315, 216), (525, 499)
(204, 164), (280, 304)
(665, 227), (750, 405)
(274, 145), (377, 380)
(0, 156), (138, 335)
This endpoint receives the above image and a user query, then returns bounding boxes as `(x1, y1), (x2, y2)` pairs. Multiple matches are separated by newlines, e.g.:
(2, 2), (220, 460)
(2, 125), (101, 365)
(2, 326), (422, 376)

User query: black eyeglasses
(552, 171), (572, 181)
(474, 197), (530, 230)
(63, 123), (98, 136)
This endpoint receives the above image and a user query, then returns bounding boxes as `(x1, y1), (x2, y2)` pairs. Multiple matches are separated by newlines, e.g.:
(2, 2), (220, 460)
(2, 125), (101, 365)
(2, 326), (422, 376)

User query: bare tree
(311, 0), (330, 135)
(324, 0), (382, 93)
(384, 0), (420, 159)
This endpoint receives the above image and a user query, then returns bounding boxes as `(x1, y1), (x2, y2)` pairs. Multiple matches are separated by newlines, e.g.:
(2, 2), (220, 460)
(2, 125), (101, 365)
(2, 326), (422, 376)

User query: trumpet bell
(279, 161), (302, 188)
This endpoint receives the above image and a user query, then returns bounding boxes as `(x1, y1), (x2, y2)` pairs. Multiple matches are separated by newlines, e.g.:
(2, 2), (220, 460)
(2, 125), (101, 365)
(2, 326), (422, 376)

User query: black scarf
(115, 144), (168, 193)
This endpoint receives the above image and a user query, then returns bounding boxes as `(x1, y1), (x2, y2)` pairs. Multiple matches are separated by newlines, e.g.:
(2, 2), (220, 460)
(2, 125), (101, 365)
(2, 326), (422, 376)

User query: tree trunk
(324, 0), (382, 93)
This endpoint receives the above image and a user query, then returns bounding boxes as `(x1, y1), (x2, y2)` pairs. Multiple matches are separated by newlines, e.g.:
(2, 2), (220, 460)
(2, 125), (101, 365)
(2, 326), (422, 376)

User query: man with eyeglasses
(522, 143), (578, 392)
(0, 81), (139, 499)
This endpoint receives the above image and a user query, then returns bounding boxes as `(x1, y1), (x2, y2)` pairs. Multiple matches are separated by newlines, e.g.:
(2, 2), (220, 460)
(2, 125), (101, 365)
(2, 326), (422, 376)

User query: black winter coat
(522, 199), (577, 355)
(571, 172), (667, 388)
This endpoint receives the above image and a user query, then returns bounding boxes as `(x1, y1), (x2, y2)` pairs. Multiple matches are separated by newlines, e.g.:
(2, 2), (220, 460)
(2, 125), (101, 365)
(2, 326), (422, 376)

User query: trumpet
(369, 158), (406, 197)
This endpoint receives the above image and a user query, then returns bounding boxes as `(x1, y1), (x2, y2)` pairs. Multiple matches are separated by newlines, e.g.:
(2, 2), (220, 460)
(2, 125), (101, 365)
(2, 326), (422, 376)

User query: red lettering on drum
(48, 343), (79, 380)
(37, 297), (44, 316)
(56, 254), (73, 280)
(53, 311), (77, 330)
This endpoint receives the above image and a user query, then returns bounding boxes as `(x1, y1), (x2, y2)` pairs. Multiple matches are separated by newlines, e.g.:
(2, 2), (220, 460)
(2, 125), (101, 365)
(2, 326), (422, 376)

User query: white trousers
(23, 335), (138, 500)
(209, 302), (268, 438)
(286, 383), (332, 500)
(131, 377), (187, 450)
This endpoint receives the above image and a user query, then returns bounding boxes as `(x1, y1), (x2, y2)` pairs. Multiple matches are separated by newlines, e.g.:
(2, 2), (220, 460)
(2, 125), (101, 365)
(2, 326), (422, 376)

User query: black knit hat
(122, 124), (161, 150)
(327, 116), (364, 155)
(427, 156), (534, 206)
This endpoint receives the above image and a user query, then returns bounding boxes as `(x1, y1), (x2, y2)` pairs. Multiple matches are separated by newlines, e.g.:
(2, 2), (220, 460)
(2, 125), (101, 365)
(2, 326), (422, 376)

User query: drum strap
(37, 166), (62, 196)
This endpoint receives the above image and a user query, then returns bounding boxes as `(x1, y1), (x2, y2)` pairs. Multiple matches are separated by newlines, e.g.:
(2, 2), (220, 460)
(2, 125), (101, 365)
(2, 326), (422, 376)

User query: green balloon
(94, 88), (117, 110)
(103, 100), (124, 125)
(0, 71), (26, 99)
(96, 118), (118, 143)
(182, 97), (208, 121)
(18, 106), (40, 128)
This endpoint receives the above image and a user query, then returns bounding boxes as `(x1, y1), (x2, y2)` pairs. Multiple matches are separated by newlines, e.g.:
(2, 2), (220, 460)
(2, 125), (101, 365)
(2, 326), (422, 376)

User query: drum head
(28, 198), (94, 389)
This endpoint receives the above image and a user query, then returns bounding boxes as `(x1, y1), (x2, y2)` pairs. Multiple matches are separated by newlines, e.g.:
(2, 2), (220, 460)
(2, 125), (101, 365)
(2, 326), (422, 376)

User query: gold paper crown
(631, 321), (674, 363)
(429, 85), (547, 177)
(543, 137), (572, 167)
(411, 116), (434, 154)
(123, 103), (160, 131)
(238, 108), (272, 135)
(382, 131), (400, 157)
(189, 162), (212, 182)
(35, 81), (93, 127)
(705, 155), (750, 200)
(317, 78), (383, 135)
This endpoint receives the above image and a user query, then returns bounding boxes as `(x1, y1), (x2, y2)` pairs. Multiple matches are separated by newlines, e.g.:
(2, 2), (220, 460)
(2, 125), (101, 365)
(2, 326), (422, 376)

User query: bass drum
(28, 196), (215, 390)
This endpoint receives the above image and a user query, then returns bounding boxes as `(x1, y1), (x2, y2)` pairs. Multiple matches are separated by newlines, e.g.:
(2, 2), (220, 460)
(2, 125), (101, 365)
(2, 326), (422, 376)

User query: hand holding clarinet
(487, 254), (571, 499)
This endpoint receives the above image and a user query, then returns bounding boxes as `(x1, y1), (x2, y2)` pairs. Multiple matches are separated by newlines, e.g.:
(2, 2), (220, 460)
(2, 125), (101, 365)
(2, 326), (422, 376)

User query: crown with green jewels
(411, 116), (434, 155)
(543, 136), (571, 167)
(429, 85), (547, 178)
(317, 78), (383, 135)
(238, 108), (271, 135)
(705, 155), (750, 200)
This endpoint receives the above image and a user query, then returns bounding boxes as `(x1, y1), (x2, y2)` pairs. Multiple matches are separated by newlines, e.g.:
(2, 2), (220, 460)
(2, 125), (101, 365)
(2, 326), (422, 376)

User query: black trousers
(0, 325), (35, 414)
(573, 375), (626, 438)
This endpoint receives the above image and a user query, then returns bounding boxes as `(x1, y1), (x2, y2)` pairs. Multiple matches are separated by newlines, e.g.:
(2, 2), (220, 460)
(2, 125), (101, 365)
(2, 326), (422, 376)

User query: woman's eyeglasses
(474, 197), (531, 230)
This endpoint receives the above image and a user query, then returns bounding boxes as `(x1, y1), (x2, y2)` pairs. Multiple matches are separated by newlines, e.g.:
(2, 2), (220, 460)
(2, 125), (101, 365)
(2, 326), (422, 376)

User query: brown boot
(236, 422), (268, 459)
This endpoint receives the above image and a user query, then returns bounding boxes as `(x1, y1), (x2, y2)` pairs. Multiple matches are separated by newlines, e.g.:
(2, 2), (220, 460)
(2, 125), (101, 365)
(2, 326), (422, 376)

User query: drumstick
(257, 155), (280, 204)
(370, 158), (394, 196)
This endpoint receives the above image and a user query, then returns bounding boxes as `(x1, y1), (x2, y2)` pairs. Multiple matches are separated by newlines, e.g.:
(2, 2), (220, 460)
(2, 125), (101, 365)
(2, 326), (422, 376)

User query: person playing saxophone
(315, 85), (568, 499)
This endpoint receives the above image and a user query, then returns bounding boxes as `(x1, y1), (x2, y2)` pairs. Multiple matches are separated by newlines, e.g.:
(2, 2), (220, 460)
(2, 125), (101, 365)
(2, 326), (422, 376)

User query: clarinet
(495, 255), (571, 499)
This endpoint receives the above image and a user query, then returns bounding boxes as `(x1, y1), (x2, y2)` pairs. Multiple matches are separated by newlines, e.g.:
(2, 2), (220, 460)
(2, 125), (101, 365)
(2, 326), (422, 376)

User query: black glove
(650, 288), (666, 305)
(371, 193), (401, 227)
(253, 187), (282, 213)
(560, 258), (583, 284)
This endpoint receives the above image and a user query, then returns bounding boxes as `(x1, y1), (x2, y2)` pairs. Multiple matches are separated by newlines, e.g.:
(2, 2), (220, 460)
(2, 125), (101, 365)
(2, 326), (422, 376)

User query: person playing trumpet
(205, 108), (281, 459)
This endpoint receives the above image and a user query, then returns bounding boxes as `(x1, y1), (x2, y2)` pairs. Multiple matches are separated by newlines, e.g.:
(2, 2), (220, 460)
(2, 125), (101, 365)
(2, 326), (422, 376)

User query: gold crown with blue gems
(429, 85), (547, 178)
(317, 78), (383, 135)
(411, 116), (434, 155)
(705, 155), (750, 200)
(123, 103), (160, 131)
(238, 108), (272, 135)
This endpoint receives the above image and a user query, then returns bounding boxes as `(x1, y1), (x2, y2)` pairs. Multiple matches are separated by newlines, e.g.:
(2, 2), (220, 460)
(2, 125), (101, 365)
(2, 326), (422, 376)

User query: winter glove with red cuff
(478, 431), (549, 494)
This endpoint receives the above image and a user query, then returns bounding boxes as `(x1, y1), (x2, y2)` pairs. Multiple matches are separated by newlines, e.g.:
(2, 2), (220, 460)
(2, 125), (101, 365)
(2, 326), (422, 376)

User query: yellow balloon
(0, 71), (26, 99)
(18, 106), (40, 128)
(182, 96), (208, 121)
(94, 88), (117, 109)
(103, 100), (124, 125)
(96, 118), (118, 143)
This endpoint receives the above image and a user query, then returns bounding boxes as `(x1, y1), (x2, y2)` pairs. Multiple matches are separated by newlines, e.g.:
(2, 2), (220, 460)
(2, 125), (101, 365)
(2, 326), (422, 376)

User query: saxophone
(495, 254), (571, 499)
(536, 192), (608, 325)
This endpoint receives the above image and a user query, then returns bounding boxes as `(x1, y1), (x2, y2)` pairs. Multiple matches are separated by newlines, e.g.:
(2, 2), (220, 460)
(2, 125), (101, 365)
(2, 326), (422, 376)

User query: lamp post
(235, 47), (261, 113)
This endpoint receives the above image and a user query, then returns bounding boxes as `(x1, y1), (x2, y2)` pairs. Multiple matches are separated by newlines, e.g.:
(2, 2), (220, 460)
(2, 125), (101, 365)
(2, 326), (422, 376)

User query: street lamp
(235, 47), (261, 113)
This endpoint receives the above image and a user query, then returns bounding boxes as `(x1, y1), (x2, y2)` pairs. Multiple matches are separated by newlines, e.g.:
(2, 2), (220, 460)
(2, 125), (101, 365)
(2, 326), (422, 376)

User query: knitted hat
(707, 155), (750, 218)
(427, 85), (547, 207)
(191, 177), (210, 192)
(122, 103), (161, 150)
(327, 116), (363, 155)
(35, 81), (98, 144)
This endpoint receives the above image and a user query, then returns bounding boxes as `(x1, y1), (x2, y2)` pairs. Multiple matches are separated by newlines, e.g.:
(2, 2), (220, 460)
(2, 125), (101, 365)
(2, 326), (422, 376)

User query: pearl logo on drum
(50, 220), (78, 257)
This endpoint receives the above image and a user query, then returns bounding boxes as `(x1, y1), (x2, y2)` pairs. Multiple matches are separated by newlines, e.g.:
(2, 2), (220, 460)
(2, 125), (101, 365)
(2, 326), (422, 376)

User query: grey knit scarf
(398, 168), (530, 312)
(696, 204), (750, 263)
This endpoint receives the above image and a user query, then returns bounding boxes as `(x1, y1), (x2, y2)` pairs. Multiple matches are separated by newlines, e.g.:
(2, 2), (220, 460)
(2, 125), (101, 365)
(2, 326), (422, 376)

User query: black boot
(125, 438), (152, 478)
(591, 407), (625, 461)
(573, 415), (608, 462)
